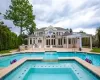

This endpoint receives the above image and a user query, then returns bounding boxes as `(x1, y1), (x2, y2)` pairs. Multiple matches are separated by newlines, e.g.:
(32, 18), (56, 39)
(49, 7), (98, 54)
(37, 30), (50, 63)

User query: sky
(0, 0), (100, 35)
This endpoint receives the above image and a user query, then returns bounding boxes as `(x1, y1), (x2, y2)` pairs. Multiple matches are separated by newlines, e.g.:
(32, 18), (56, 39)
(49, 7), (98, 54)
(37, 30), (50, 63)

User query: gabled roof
(36, 27), (46, 31)
(67, 33), (92, 38)
(55, 27), (66, 30)
(36, 26), (66, 31)
(63, 31), (72, 36)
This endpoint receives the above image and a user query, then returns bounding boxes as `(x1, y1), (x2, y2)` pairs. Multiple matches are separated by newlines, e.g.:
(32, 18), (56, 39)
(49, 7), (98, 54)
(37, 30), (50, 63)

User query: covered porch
(66, 33), (92, 50)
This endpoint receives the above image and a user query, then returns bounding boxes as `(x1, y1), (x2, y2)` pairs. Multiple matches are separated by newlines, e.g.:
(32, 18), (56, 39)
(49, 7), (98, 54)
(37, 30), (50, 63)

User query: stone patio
(20, 48), (92, 53)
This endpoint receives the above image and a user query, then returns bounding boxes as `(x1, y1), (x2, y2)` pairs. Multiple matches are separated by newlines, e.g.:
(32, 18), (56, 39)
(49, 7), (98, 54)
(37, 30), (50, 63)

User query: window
(54, 39), (55, 45)
(46, 39), (48, 45)
(46, 36), (50, 38)
(38, 40), (42, 43)
(61, 39), (62, 45)
(30, 38), (32, 44)
(37, 32), (38, 36)
(39, 32), (43, 36)
(34, 40), (35, 44)
(52, 39), (53, 45)
(56, 32), (58, 35)
(58, 39), (60, 45)
(64, 37), (66, 44)
(59, 32), (60, 35)
(51, 35), (55, 38)
(69, 39), (71, 44)
(49, 39), (50, 45)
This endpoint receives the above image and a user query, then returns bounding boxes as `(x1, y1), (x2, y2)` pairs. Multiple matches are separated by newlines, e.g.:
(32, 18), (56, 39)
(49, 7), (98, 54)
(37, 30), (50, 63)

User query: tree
(0, 25), (19, 50)
(96, 27), (100, 47)
(27, 22), (36, 35)
(0, 12), (22, 51)
(69, 28), (73, 33)
(0, 12), (4, 25)
(4, 0), (36, 35)
(79, 30), (86, 34)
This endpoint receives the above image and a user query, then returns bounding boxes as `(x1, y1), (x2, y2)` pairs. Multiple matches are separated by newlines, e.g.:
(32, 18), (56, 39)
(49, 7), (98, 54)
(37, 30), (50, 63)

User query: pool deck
(0, 57), (100, 79)
(12, 48), (100, 54)
(1, 48), (99, 57)
(20, 48), (92, 52)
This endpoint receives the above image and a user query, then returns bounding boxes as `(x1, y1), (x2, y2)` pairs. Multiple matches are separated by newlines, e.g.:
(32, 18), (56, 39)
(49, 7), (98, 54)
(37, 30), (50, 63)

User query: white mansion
(27, 26), (92, 49)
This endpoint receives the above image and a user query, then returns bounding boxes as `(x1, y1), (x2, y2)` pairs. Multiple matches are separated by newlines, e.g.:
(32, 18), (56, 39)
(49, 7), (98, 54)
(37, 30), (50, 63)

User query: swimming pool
(0, 52), (100, 67)
(2, 60), (100, 80)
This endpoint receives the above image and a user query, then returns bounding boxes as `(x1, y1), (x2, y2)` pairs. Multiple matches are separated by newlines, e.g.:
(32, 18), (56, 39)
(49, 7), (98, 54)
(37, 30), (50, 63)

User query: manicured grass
(0, 49), (17, 54)
(91, 48), (100, 53)
(83, 46), (89, 48)
(0, 50), (11, 54)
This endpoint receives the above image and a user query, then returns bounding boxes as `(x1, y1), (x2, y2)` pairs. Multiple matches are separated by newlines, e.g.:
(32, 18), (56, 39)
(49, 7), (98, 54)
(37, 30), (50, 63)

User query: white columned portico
(90, 36), (92, 49)
(79, 37), (82, 48)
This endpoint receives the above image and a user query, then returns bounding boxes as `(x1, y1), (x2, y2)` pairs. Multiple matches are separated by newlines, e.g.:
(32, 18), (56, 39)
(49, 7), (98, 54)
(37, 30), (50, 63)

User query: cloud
(29, 0), (100, 35)
(73, 28), (96, 35)
(0, 0), (100, 35)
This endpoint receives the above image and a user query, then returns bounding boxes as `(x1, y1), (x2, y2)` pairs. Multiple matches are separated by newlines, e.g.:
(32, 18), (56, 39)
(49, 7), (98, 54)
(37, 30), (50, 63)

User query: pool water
(23, 68), (78, 80)
(43, 51), (58, 61)
(0, 52), (100, 67)
(3, 60), (100, 80)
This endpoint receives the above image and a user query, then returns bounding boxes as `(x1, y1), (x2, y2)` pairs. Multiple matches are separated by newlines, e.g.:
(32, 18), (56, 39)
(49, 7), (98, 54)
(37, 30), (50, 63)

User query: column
(67, 37), (68, 48)
(56, 38), (58, 47)
(79, 37), (82, 48)
(50, 36), (51, 47)
(71, 38), (72, 48)
(35, 37), (38, 46)
(75, 38), (77, 48)
(28, 38), (30, 45)
(90, 36), (92, 49)
(42, 36), (46, 47)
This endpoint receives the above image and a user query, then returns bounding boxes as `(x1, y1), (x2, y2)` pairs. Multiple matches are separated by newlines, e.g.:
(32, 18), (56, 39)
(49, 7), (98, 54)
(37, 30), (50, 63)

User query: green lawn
(91, 48), (100, 53)
(0, 50), (11, 54)
(0, 49), (17, 54)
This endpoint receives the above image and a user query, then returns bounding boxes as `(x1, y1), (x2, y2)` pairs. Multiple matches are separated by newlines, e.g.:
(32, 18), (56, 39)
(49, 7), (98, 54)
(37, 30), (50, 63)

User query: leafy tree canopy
(79, 30), (86, 34)
(4, 0), (36, 35)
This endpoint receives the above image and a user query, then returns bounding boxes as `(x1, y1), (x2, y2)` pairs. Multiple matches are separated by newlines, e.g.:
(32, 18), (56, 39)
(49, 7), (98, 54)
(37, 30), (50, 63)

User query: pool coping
(0, 51), (100, 57)
(0, 57), (100, 79)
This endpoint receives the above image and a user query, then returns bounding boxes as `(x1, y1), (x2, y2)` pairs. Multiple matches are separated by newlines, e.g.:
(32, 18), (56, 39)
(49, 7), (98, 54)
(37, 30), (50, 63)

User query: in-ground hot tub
(1, 60), (100, 80)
